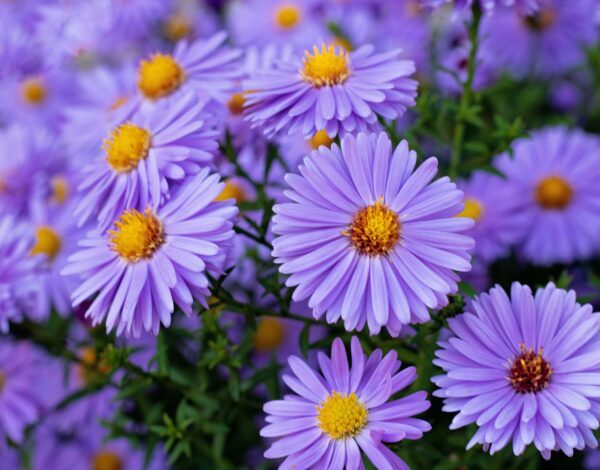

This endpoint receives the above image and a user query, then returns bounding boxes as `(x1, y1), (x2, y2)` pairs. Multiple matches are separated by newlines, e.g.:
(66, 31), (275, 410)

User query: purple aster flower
(64, 169), (238, 337)
(75, 91), (219, 230)
(136, 31), (242, 107)
(432, 282), (600, 458)
(456, 170), (528, 263)
(480, 0), (597, 78)
(0, 340), (48, 443)
(243, 44), (418, 138)
(261, 336), (431, 468)
(0, 216), (41, 330)
(272, 132), (474, 336)
(61, 65), (137, 158)
(494, 126), (600, 265)
(227, 0), (326, 49)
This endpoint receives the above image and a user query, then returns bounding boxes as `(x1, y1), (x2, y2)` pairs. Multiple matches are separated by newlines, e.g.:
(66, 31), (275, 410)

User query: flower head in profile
(64, 169), (237, 337)
(457, 170), (527, 263)
(421, 0), (539, 12)
(272, 133), (473, 335)
(75, 92), (219, 230)
(137, 32), (242, 106)
(433, 282), (600, 458)
(243, 44), (417, 138)
(494, 126), (600, 265)
(261, 337), (431, 469)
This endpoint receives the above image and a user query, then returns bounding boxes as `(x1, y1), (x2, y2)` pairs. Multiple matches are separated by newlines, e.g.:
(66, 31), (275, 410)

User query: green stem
(449, 6), (482, 179)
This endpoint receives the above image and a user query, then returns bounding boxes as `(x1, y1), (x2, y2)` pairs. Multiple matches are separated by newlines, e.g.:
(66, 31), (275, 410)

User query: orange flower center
(508, 343), (552, 394)
(535, 175), (572, 210)
(344, 199), (400, 256)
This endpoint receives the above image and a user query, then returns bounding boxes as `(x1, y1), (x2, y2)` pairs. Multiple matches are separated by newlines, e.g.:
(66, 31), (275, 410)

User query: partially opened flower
(433, 282), (600, 458)
(243, 44), (417, 138)
(457, 170), (527, 263)
(494, 126), (600, 265)
(64, 169), (237, 337)
(261, 337), (431, 469)
(75, 91), (219, 230)
(272, 132), (474, 335)
(136, 31), (242, 105)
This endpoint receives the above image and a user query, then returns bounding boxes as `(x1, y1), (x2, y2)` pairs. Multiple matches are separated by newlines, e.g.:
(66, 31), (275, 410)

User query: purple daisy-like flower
(243, 43), (418, 138)
(227, 0), (326, 49)
(0, 340), (48, 443)
(261, 336), (431, 469)
(0, 216), (41, 330)
(272, 132), (474, 335)
(494, 126), (600, 265)
(480, 0), (597, 78)
(456, 170), (528, 263)
(64, 169), (237, 337)
(433, 282), (600, 458)
(75, 91), (219, 230)
(136, 31), (242, 106)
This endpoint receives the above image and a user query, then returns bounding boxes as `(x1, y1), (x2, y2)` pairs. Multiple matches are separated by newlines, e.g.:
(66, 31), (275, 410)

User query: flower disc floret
(109, 208), (165, 262)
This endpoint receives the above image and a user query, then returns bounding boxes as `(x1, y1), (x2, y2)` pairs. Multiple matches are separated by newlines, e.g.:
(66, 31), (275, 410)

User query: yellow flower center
(20, 77), (47, 105)
(31, 225), (62, 260)
(308, 130), (334, 150)
(109, 208), (165, 263)
(215, 179), (246, 203)
(508, 343), (552, 394)
(253, 318), (285, 352)
(138, 53), (186, 100)
(92, 451), (123, 470)
(343, 199), (400, 256)
(535, 175), (572, 210)
(274, 4), (301, 29)
(317, 391), (368, 440)
(78, 347), (111, 386)
(227, 93), (247, 116)
(302, 45), (350, 88)
(163, 13), (192, 42)
(456, 197), (483, 221)
(103, 123), (152, 173)
(51, 176), (69, 204)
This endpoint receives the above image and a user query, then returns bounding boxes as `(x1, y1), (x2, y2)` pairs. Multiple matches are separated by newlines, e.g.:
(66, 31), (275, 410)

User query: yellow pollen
(103, 122), (151, 173)
(253, 318), (285, 352)
(78, 347), (111, 386)
(31, 225), (62, 260)
(109, 208), (165, 263)
(215, 179), (246, 203)
(275, 4), (301, 29)
(456, 197), (483, 221)
(343, 199), (400, 256)
(108, 96), (128, 112)
(302, 45), (350, 88)
(535, 175), (572, 210)
(21, 77), (47, 105)
(308, 130), (334, 150)
(51, 176), (69, 204)
(317, 391), (368, 440)
(163, 13), (192, 42)
(138, 53), (185, 100)
(508, 343), (552, 394)
(92, 451), (123, 470)
(227, 93), (247, 116)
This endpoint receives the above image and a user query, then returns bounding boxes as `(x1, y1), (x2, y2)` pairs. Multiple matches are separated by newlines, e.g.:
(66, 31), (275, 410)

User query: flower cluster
(1, 0), (600, 468)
